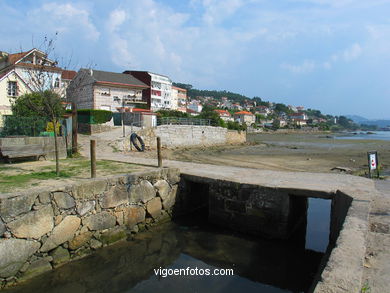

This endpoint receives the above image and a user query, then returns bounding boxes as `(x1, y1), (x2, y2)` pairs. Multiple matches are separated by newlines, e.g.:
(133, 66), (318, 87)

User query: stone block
(0, 239), (40, 278)
(53, 192), (75, 209)
(22, 258), (52, 280)
(129, 180), (156, 203)
(123, 206), (145, 229)
(7, 205), (54, 239)
(0, 193), (39, 221)
(162, 185), (178, 210)
(68, 231), (93, 250)
(38, 192), (51, 204)
(0, 219), (5, 237)
(101, 186), (128, 208)
(99, 227), (127, 246)
(50, 247), (70, 267)
(82, 212), (116, 231)
(90, 239), (102, 250)
(154, 180), (171, 200)
(74, 180), (107, 200)
(41, 216), (81, 252)
(76, 201), (95, 216)
(146, 198), (162, 219)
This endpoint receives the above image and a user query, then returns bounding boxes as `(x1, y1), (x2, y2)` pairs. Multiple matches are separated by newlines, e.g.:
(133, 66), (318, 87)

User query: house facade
(67, 69), (148, 112)
(171, 86), (187, 112)
(234, 111), (256, 125)
(124, 71), (173, 111)
(214, 109), (233, 121)
(0, 48), (67, 126)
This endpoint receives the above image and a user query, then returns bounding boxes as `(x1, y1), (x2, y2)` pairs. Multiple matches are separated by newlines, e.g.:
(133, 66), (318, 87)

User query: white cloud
(107, 9), (127, 33)
(201, 0), (245, 25)
(281, 60), (316, 74)
(342, 43), (362, 61)
(29, 3), (100, 41)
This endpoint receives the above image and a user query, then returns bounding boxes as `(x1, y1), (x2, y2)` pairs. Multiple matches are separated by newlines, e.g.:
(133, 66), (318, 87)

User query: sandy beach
(153, 132), (390, 176)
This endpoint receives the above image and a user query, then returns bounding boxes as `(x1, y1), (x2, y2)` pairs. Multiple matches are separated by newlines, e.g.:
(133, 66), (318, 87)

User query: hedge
(77, 109), (113, 124)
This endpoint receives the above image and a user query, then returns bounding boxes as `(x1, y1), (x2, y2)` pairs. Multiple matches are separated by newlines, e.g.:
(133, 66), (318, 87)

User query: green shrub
(77, 109), (113, 124)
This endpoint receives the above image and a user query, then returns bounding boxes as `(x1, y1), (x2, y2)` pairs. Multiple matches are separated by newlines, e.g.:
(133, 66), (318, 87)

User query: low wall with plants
(0, 168), (180, 288)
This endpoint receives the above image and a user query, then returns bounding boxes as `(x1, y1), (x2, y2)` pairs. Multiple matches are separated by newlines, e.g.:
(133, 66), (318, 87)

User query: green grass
(0, 158), (142, 193)
(0, 171), (71, 193)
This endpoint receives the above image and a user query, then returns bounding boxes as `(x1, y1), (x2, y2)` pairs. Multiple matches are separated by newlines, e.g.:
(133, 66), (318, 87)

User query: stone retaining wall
(0, 137), (67, 160)
(0, 168), (180, 288)
(133, 125), (246, 150)
(77, 123), (116, 135)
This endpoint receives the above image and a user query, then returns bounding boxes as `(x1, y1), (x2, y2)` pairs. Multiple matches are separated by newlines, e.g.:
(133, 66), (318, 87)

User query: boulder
(82, 212), (116, 231)
(68, 232), (93, 250)
(53, 192), (75, 209)
(7, 205), (54, 239)
(146, 198), (162, 219)
(0, 239), (40, 278)
(0, 193), (39, 221)
(154, 180), (171, 200)
(76, 201), (95, 216)
(41, 216), (81, 252)
(21, 258), (52, 280)
(129, 180), (156, 203)
(123, 206), (145, 229)
(162, 185), (178, 210)
(50, 247), (70, 267)
(101, 186), (128, 208)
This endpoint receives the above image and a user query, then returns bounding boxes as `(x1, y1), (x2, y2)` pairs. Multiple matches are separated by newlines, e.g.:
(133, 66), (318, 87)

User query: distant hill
(346, 115), (390, 127)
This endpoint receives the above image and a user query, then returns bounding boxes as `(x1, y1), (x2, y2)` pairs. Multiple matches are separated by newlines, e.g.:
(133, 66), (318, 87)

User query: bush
(77, 109), (113, 124)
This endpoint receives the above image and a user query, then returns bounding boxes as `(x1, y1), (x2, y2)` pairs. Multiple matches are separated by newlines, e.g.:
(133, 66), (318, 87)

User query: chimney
(89, 69), (93, 76)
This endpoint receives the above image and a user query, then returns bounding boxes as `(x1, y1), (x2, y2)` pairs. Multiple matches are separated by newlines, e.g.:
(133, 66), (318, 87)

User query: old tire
(130, 133), (145, 152)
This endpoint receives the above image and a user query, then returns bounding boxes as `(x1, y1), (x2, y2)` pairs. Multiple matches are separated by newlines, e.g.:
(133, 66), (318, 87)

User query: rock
(38, 192), (51, 204)
(114, 211), (124, 225)
(82, 212), (116, 231)
(99, 227), (127, 246)
(76, 201), (95, 216)
(0, 239), (40, 278)
(68, 232), (93, 250)
(50, 247), (70, 267)
(0, 193), (39, 221)
(41, 216), (81, 252)
(101, 186), (128, 208)
(167, 168), (180, 184)
(123, 206), (145, 229)
(55, 215), (63, 225)
(7, 205), (54, 239)
(21, 258), (52, 280)
(146, 198), (162, 219)
(154, 180), (171, 200)
(162, 185), (178, 210)
(2, 232), (11, 239)
(0, 219), (5, 237)
(90, 239), (102, 250)
(129, 180), (156, 203)
(53, 192), (75, 209)
(74, 181), (107, 200)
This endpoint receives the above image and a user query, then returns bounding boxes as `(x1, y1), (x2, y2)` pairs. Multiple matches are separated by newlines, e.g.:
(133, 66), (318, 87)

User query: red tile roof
(7, 50), (31, 64)
(61, 70), (77, 80)
(234, 111), (254, 115)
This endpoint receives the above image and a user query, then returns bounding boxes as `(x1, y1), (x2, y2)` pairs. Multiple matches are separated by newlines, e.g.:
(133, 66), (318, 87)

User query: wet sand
(160, 133), (390, 175)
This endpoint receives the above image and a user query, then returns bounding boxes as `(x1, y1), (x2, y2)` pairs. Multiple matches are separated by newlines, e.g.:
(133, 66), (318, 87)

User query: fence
(0, 115), (67, 137)
(157, 117), (213, 126)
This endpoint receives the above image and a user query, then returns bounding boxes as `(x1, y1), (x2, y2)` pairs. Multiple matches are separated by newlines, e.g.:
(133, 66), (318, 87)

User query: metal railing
(157, 117), (213, 126)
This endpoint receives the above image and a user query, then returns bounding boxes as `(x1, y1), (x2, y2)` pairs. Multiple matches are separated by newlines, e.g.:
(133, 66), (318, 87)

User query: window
(7, 81), (17, 96)
(54, 77), (60, 88)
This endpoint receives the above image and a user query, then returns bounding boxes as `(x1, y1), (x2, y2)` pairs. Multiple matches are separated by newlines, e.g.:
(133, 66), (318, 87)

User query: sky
(1, 0), (390, 119)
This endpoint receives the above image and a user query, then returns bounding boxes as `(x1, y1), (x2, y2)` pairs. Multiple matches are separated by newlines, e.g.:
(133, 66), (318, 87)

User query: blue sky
(1, 0), (390, 119)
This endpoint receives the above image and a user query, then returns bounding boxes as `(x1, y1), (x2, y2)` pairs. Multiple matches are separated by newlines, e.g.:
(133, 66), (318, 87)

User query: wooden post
(90, 140), (96, 178)
(157, 137), (162, 168)
(71, 103), (78, 154)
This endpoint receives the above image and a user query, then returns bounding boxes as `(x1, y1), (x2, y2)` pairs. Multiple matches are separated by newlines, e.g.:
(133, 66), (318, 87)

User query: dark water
(5, 199), (331, 293)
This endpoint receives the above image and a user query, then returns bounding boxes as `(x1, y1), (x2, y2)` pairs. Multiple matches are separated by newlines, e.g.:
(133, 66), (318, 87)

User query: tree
(11, 90), (65, 175)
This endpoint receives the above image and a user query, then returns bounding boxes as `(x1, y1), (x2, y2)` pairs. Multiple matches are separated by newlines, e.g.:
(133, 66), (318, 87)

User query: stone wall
(77, 123), (116, 135)
(131, 125), (246, 150)
(0, 137), (67, 160)
(0, 168), (180, 288)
